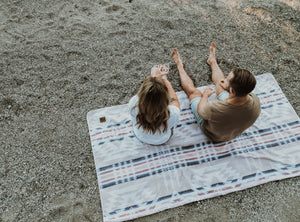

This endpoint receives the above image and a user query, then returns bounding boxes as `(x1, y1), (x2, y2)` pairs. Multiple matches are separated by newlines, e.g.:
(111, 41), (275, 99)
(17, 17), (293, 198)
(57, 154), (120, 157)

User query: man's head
(227, 68), (256, 97)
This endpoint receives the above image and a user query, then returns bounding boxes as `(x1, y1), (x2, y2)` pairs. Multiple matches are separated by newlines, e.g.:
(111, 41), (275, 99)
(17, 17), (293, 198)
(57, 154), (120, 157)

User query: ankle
(208, 59), (217, 66)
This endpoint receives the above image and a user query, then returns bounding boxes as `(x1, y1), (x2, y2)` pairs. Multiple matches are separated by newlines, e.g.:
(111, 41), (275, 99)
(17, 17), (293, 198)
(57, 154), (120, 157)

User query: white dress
(128, 95), (180, 145)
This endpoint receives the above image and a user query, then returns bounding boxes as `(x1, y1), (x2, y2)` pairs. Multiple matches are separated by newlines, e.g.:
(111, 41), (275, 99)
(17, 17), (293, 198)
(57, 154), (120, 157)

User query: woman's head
(136, 76), (170, 134)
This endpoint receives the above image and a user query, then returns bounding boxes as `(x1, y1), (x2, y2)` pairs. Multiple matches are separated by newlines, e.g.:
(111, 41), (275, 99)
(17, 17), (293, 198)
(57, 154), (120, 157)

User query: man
(171, 43), (261, 143)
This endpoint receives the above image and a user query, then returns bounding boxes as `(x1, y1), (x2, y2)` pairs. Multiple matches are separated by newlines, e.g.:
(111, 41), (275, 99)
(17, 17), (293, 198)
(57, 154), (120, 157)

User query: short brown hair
(135, 76), (170, 134)
(229, 68), (256, 97)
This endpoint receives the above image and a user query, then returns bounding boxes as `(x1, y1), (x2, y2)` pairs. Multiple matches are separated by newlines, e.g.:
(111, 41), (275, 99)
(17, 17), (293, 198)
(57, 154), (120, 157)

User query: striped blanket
(87, 73), (300, 222)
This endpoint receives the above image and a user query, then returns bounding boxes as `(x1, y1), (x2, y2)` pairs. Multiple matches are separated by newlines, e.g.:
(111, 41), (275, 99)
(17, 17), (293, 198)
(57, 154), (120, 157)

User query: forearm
(163, 79), (180, 109)
(197, 95), (209, 113)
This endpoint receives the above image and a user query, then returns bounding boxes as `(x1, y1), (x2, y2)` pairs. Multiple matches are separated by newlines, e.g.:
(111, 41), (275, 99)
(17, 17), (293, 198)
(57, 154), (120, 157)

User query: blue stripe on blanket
(94, 100), (290, 146)
(99, 121), (300, 189)
(107, 163), (300, 216)
(93, 87), (282, 132)
(98, 121), (299, 173)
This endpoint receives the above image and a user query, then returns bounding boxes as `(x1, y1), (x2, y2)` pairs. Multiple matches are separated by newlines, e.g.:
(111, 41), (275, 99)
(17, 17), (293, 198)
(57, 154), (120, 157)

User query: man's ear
(229, 87), (235, 95)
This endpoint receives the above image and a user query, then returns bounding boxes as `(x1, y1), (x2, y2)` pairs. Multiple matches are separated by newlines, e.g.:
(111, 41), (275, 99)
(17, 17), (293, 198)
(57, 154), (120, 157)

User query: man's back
(199, 93), (261, 142)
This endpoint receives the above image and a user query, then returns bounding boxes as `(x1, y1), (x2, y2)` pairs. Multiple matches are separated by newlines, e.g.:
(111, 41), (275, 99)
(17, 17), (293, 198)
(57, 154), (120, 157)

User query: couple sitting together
(128, 43), (261, 145)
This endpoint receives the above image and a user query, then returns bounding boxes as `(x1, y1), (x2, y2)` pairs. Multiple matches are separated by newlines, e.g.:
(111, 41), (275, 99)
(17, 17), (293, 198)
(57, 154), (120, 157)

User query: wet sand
(1, 0), (299, 221)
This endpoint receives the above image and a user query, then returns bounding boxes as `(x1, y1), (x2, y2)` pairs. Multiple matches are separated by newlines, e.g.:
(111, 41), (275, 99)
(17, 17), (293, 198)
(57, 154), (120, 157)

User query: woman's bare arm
(162, 79), (180, 110)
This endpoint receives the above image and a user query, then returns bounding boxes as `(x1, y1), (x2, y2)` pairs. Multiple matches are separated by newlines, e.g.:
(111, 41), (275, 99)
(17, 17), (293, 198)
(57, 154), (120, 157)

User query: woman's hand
(150, 65), (168, 78)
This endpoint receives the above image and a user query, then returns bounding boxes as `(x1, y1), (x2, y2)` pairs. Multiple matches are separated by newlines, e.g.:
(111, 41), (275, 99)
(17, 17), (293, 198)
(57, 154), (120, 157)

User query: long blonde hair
(134, 76), (170, 134)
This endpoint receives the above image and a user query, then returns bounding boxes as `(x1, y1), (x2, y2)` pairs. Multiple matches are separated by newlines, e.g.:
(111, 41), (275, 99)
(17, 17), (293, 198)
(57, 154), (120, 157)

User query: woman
(128, 65), (181, 145)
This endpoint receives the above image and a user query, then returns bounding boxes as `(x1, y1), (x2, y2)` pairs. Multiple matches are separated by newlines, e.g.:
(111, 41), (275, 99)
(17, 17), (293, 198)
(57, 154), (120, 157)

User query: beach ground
(1, 0), (299, 221)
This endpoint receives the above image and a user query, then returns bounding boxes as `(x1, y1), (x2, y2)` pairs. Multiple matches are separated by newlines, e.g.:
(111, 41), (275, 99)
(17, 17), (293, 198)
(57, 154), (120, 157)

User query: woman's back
(129, 95), (180, 145)
(128, 69), (181, 145)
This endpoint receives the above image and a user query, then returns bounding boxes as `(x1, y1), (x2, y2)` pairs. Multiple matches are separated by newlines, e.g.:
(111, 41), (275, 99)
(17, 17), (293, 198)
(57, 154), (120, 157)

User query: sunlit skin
(206, 43), (249, 106)
(150, 64), (180, 110)
(171, 48), (214, 113)
(172, 42), (250, 115)
(219, 71), (233, 91)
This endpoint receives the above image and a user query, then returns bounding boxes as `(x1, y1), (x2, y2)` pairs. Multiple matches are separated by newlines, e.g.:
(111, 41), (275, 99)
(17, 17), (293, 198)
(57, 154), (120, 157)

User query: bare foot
(207, 42), (217, 66)
(171, 48), (182, 65)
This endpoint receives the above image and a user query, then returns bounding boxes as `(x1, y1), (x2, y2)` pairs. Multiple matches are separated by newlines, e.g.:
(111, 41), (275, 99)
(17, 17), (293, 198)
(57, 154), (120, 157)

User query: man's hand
(202, 86), (215, 98)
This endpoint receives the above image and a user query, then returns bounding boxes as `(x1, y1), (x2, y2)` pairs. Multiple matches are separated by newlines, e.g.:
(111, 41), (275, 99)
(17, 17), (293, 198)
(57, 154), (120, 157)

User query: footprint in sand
(244, 7), (272, 22)
(0, 98), (22, 116)
(124, 59), (140, 70)
(105, 5), (125, 13)
(108, 30), (127, 38)
(48, 200), (93, 221)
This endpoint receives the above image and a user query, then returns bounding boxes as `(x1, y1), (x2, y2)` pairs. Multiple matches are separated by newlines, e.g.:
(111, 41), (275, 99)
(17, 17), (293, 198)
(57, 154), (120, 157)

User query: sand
(0, 0), (299, 221)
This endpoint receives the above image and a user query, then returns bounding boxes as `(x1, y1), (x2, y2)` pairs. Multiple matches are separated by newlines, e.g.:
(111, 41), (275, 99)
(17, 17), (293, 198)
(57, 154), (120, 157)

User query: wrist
(162, 78), (170, 84)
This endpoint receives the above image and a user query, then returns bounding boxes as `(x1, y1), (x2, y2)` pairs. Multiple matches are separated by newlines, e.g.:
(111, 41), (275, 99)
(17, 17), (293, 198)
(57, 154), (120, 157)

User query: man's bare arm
(197, 86), (215, 113)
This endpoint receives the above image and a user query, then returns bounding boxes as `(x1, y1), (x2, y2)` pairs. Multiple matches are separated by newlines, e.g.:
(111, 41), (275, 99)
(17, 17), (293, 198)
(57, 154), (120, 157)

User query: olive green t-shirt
(199, 93), (261, 143)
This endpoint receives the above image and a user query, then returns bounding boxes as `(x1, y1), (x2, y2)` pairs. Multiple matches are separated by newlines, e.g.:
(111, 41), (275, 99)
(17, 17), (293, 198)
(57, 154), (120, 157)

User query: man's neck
(227, 94), (249, 106)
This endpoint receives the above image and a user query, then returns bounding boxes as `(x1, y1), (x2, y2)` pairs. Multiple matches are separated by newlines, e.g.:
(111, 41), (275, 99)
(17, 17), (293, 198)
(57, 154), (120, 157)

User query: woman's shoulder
(167, 105), (180, 127)
(168, 104), (180, 114)
(128, 95), (138, 107)
(128, 95), (139, 116)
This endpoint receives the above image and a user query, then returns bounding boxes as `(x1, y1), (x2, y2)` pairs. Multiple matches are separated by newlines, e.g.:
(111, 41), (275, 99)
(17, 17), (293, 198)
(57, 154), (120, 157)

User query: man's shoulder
(203, 99), (230, 115)
(208, 98), (229, 108)
(249, 92), (259, 99)
(249, 93), (261, 105)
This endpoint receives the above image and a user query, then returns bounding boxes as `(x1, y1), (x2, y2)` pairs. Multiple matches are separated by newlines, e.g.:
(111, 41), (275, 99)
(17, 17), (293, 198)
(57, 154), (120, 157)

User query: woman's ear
(229, 87), (235, 95)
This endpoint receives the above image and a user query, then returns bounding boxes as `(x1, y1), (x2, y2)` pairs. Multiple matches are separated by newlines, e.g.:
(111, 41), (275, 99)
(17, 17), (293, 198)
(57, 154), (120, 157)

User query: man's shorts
(190, 91), (229, 128)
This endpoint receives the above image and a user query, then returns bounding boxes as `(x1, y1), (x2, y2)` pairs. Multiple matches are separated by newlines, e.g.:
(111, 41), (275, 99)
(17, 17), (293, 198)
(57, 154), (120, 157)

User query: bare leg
(207, 43), (227, 95)
(171, 49), (202, 100)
